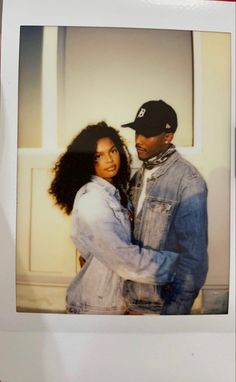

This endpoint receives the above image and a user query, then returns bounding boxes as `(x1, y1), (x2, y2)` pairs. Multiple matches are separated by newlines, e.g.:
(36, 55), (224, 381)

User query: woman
(49, 121), (178, 314)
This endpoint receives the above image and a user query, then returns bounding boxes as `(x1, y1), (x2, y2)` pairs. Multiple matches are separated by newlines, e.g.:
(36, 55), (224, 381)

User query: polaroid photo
(0, 0), (235, 333)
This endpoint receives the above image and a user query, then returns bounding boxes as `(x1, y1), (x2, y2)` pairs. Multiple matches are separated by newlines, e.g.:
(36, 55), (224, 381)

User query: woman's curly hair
(48, 121), (132, 215)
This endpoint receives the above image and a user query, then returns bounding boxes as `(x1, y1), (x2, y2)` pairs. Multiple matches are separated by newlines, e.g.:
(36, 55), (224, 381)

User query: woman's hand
(79, 256), (86, 268)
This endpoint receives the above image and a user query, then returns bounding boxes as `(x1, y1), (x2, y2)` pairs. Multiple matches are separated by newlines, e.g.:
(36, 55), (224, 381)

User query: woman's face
(94, 137), (121, 183)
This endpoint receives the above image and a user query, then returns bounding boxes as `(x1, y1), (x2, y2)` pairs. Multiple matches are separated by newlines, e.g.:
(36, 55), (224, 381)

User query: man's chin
(137, 153), (149, 161)
(136, 151), (147, 161)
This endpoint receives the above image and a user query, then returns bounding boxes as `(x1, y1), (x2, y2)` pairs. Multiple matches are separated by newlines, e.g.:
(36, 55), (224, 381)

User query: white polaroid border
(0, 0), (235, 334)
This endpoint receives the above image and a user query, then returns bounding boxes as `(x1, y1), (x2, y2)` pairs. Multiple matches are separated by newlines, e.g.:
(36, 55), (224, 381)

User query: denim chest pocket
(107, 199), (130, 233)
(137, 198), (176, 249)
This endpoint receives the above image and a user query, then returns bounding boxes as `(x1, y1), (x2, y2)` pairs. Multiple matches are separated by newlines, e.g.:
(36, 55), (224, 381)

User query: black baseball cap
(121, 100), (178, 137)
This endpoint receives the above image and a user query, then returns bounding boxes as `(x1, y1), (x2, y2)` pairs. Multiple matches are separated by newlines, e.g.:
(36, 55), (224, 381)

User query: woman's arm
(71, 193), (179, 285)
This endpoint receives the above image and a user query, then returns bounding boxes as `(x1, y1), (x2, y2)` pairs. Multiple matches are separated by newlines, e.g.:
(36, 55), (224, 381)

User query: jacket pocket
(123, 280), (162, 304)
(139, 198), (176, 249)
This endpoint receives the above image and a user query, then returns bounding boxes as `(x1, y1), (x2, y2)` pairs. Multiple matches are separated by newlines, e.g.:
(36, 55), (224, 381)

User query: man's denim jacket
(66, 176), (179, 314)
(124, 151), (208, 314)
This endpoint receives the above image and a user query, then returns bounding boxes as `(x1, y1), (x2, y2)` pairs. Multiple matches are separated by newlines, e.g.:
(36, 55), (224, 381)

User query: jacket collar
(91, 175), (120, 199)
(138, 150), (181, 181)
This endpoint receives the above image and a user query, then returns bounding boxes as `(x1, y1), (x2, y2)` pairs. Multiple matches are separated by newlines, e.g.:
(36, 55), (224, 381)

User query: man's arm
(161, 175), (208, 314)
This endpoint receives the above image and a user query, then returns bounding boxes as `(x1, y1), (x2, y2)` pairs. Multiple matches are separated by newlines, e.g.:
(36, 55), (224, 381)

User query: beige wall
(60, 27), (193, 147)
(16, 28), (231, 311)
(193, 32), (231, 285)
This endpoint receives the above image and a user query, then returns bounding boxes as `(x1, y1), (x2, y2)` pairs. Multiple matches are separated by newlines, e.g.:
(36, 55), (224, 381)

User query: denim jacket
(123, 151), (208, 314)
(66, 176), (179, 314)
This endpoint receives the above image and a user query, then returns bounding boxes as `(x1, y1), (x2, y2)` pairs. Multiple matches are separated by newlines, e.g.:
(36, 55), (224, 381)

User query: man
(121, 100), (208, 315)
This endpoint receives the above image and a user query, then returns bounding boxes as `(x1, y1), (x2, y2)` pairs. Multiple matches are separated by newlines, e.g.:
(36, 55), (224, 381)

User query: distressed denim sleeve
(72, 193), (179, 285)
(161, 175), (208, 314)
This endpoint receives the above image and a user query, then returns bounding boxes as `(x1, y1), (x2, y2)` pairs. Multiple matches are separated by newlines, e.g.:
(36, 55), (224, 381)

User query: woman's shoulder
(73, 181), (110, 221)
(74, 181), (104, 203)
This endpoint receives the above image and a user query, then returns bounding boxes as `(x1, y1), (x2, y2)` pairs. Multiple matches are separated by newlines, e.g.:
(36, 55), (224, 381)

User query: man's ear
(164, 132), (174, 144)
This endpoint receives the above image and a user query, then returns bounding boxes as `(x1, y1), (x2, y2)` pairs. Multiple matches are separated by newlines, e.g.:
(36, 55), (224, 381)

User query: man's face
(135, 132), (171, 161)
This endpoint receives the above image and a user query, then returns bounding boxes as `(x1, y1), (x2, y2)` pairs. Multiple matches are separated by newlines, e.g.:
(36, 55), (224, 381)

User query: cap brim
(121, 123), (143, 134)
(121, 123), (156, 137)
(121, 122), (135, 128)
(121, 121), (147, 131)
